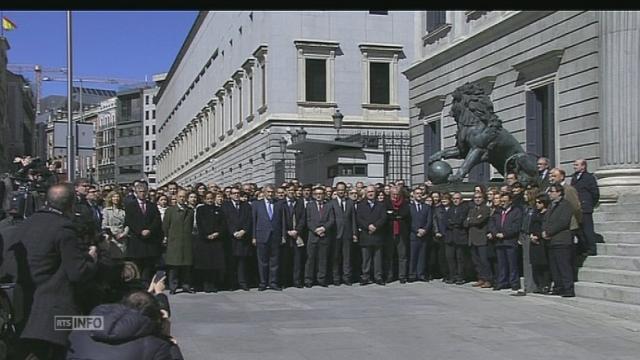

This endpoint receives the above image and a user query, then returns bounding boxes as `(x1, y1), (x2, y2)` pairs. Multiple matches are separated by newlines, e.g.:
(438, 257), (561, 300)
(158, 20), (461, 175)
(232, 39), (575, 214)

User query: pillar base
(594, 168), (640, 204)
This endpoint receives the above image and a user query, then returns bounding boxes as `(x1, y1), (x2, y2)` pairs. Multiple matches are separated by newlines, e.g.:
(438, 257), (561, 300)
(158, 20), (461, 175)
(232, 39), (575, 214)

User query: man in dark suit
(327, 181), (357, 286)
(222, 187), (252, 290)
(282, 184), (306, 288)
(537, 157), (552, 190)
(571, 159), (600, 256)
(488, 192), (523, 291)
(445, 192), (469, 285)
(303, 186), (335, 287)
(385, 185), (411, 284)
(17, 183), (98, 360)
(356, 185), (388, 286)
(409, 187), (432, 282)
(252, 184), (285, 291)
(543, 184), (576, 297)
(124, 182), (163, 285)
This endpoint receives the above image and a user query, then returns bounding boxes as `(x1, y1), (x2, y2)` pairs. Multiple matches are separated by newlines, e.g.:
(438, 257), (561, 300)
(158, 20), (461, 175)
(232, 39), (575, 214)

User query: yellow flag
(2, 17), (17, 31)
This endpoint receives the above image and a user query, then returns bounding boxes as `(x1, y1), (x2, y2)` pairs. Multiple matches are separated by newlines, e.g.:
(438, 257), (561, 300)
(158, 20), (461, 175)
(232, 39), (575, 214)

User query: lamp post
(66, 10), (75, 182)
(332, 109), (344, 140)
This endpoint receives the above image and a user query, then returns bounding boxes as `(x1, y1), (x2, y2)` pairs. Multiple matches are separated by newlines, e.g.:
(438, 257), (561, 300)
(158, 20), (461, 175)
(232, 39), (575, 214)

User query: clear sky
(1, 10), (198, 97)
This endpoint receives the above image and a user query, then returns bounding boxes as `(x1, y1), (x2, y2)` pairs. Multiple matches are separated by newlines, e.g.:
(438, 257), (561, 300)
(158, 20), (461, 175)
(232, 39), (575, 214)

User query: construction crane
(7, 63), (148, 115)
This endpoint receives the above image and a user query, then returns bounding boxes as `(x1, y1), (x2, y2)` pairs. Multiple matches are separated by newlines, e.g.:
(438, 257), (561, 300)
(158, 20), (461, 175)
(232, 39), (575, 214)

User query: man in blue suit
(409, 187), (432, 282)
(252, 184), (285, 291)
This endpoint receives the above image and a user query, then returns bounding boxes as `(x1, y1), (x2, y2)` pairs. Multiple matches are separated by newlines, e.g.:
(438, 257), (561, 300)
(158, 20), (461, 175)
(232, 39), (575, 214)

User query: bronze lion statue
(428, 83), (537, 184)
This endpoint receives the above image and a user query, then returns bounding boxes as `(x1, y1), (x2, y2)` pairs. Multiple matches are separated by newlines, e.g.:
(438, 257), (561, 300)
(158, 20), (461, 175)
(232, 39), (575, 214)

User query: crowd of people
(0, 155), (600, 359)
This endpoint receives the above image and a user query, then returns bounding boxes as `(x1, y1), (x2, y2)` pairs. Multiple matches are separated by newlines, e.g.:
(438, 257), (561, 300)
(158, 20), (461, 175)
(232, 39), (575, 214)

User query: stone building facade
(404, 11), (640, 306)
(156, 11), (415, 187)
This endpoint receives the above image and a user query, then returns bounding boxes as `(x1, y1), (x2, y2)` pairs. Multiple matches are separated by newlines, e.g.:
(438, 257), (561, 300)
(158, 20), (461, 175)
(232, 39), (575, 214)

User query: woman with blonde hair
(102, 190), (130, 258)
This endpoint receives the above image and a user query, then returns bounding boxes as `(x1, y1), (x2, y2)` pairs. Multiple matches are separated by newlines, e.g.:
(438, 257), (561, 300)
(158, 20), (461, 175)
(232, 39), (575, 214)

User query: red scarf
(392, 197), (404, 236)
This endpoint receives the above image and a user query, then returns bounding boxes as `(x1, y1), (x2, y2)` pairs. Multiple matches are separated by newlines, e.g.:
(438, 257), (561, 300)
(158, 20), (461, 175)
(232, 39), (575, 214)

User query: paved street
(169, 281), (640, 360)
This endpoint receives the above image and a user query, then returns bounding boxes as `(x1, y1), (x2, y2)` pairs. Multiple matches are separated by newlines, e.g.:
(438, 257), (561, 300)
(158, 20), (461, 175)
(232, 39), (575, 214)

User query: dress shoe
(169, 289), (177, 295)
(294, 283), (303, 289)
(240, 285), (250, 291)
(360, 280), (372, 286)
(318, 282), (328, 288)
(375, 280), (386, 286)
(258, 285), (267, 291)
(480, 282), (493, 289)
(333, 281), (341, 286)
(407, 277), (416, 283)
(511, 285), (520, 291)
(418, 276), (428, 282)
(510, 291), (526, 297)
(445, 279), (455, 284)
(493, 285), (507, 291)
(304, 283), (313, 288)
(184, 287), (196, 294)
(455, 279), (466, 285)
(270, 285), (283, 291)
(561, 291), (575, 298)
(399, 279), (407, 284)
(204, 288), (218, 293)
(472, 280), (485, 287)
(343, 281), (352, 286)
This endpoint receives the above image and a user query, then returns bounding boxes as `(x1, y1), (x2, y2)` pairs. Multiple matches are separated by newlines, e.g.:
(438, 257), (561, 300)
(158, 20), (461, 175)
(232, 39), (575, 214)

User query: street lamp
(332, 109), (344, 140)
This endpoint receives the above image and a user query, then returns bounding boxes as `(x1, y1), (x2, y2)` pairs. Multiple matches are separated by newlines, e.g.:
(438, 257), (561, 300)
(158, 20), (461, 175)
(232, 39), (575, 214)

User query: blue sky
(1, 10), (197, 97)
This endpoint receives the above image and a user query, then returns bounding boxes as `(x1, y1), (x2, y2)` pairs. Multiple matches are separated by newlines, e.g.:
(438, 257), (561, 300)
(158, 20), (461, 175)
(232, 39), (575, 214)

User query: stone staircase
(575, 195), (640, 306)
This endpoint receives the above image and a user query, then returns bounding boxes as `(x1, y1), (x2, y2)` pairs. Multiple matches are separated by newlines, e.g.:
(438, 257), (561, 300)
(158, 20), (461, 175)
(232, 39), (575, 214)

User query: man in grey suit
(252, 184), (285, 291)
(327, 182), (358, 286)
(303, 186), (335, 287)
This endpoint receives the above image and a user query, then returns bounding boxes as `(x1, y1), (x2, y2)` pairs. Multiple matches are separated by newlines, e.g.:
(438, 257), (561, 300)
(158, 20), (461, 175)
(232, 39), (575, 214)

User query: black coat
(432, 205), (449, 242)
(488, 206), (523, 246)
(355, 200), (388, 247)
(66, 303), (182, 360)
(571, 171), (600, 213)
(543, 198), (573, 247)
(221, 200), (252, 257)
(74, 195), (98, 246)
(528, 208), (548, 266)
(409, 201), (432, 242)
(124, 200), (163, 259)
(194, 204), (227, 270)
(446, 203), (469, 246)
(283, 198), (305, 247)
(387, 200), (411, 241)
(17, 209), (98, 347)
(303, 200), (335, 244)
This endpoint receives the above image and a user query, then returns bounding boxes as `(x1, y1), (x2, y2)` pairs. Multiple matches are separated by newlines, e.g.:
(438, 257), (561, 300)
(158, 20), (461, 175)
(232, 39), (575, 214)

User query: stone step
(528, 292), (640, 325)
(596, 221), (640, 233)
(575, 281), (640, 305)
(597, 243), (640, 256)
(581, 255), (640, 272)
(617, 194), (640, 205)
(599, 231), (640, 244)
(578, 268), (640, 288)
(593, 211), (640, 222)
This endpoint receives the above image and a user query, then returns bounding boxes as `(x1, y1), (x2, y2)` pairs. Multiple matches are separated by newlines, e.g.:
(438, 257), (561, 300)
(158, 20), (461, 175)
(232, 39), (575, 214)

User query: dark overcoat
(194, 204), (227, 271)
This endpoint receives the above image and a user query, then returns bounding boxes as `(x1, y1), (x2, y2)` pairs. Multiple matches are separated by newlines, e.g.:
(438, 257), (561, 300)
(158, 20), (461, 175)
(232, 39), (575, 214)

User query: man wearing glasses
(537, 157), (552, 190)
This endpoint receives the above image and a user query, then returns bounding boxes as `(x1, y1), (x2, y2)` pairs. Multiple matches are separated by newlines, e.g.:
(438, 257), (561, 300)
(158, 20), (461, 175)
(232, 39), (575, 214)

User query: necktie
(369, 201), (374, 209)
(235, 201), (239, 211)
(140, 201), (146, 214)
(319, 202), (324, 217)
(289, 200), (294, 212)
(501, 210), (507, 227)
(418, 203), (422, 213)
(267, 201), (273, 219)
(341, 199), (346, 212)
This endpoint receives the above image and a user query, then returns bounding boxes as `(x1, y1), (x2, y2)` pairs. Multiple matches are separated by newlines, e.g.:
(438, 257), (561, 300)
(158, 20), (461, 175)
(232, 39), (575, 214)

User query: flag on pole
(2, 16), (17, 31)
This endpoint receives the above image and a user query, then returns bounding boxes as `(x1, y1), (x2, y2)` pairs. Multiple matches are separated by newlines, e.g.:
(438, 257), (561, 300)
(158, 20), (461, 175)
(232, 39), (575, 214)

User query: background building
(142, 73), (166, 186)
(96, 97), (117, 185)
(116, 87), (145, 185)
(404, 10), (640, 307)
(6, 70), (36, 160)
(156, 11), (415, 187)
(0, 37), (9, 172)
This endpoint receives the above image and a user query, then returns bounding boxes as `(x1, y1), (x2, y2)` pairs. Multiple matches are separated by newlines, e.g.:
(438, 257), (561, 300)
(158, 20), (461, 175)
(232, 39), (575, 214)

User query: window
(328, 164), (368, 178)
(426, 11), (446, 32)
(145, 126), (149, 135)
(145, 111), (149, 120)
(152, 110), (156, 119)
(526, 83), (556, 166)
(369, 11), (388, 15)
(305, 59), (327, 102)
(152, 156), (156, 165)
(145, 95), (149, 105)
(145, 141), (149, 151)
(370, 62), (390, 104)
(145, 156), (150, 166)
(359, 44), (404, 108)
(152, 125), (156, 134)
(152, 140), (156, 150)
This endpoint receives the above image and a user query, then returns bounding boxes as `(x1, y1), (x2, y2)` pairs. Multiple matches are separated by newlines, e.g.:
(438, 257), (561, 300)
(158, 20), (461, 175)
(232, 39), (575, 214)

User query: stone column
(596, 11), (640, 202)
